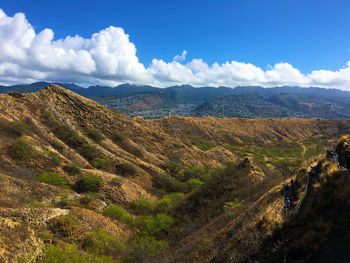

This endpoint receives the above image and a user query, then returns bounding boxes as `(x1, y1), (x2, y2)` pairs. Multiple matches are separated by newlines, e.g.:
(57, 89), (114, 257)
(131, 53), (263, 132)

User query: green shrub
(91, 157), (107, 169)
(9, 138), (34, 160)
(161, 161), (182, 176)
(47, 151), (62, 166)
(103, 204), (133, 223)
(36, 242), (118, 263)
(116, 162), (139, 176)
(54, 124), (73, 142)
(69, 131), (87, 148)
(153, 174), (187, 193)
(74, 173), (103, 193)
(113, 132), (126, 142)
(54, 124), (86, 148)
(81, 144), (98, 160)
(136, 214), (173, 237)
(154, 193), (184, 213)
(130, 236), (168, 259)
(42, 111), (58, 128)
(63, 162), (82, 175)
(183, 166), (211, 182)
(83, 229), (126, 259)
(50, 140), (65, 151)
(87, 129), (104, 142)
(184, 178), (203, 192)
(8, 120), (29, 137)
(36, 172), (69, 188)
(131, 198), (155, 214)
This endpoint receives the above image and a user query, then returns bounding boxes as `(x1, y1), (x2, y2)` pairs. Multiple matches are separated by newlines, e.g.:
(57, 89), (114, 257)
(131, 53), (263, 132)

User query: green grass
(192, 140), (216, 151)
(224, 145), (254, 156)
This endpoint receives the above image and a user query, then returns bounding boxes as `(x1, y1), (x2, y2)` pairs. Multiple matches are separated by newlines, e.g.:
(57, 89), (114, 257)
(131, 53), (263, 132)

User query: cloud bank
(0, 9), (350, 89)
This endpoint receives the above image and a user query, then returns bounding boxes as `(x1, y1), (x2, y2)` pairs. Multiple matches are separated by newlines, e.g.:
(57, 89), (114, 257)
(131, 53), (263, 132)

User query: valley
(0, 85), (350, 262)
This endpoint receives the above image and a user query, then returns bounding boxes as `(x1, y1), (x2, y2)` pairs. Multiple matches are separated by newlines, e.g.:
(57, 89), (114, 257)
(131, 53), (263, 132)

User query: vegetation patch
(130, 236), (168, 259)
(50, 140), (65, 151)
(7, 120), (29, 137)
(136, 213), (173, 238)
(112, 132), (126, 143)
(192, 139), (216, 151)
(116, 162), (139, 176)
(83, 229), (126, 261)
(47, 151), (62, 166)
(110, 176), (125, 187)
(36, 172), (69, 188)
(63, 162), (82, 175)
(74, 173), (103, 193)
(91, 157), (107, 169)
(86, 128), (104, 142)
(131, 198), (155, 214)
(9, 138), (34, 160)
(103, 204), (133, 224)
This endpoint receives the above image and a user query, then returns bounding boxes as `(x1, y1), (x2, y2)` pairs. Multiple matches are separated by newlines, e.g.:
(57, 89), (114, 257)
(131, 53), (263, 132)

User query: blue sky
(0, 0), (350, 89)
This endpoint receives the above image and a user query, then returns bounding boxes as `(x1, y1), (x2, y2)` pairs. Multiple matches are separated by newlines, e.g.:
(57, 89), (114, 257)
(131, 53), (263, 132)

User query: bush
(8, 120), (29, 137)
(47, 151), (62, 166)
(136, 214), (173, 237)
(87, 129), (104, 142)
(116, 162), (139, 176)
(113, 132), (126, 143)
(81, 144), (98, 160)
(42, 111), (58, 128)
(130, 236), (168, 259)
(36, 242), (118, 263)
(183, 166), (212, 182)
(54, 124), (73, 142)
(153, 174), (187, 193)
(69, 131), (87, 148)
(9, 138), (34, 160)
(74, 173), (103, 193)
(161, 161), (182, 176)
(131, 198), (155, 214)
(154, 193), (184, 213)
(54, 124), (86, 148)
(91, 157), (107, 169)
(83, 229), (126, 259)
(36, 172), (69, 188)
(103, 204), (133, 224)
(184, 178), (203, 192)
(63, 162), (82, 175)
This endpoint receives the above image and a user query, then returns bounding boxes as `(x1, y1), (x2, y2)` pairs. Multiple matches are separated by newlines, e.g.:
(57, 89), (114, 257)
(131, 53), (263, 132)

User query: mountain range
(2, 82), (350, 119)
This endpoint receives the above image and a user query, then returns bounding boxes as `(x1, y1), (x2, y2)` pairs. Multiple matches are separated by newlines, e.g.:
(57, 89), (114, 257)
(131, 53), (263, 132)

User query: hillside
(4, 82), (350, 119)
(1, 85), (350, 262)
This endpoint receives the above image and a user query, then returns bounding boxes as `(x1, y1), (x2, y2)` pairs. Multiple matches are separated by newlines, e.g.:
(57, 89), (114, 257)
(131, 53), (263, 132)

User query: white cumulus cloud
(0, 9), (350, 90)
